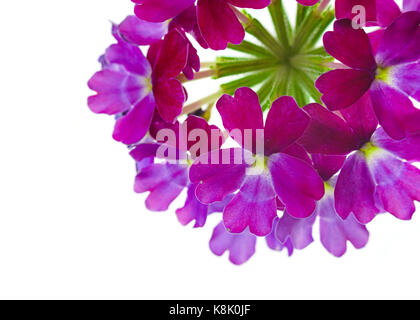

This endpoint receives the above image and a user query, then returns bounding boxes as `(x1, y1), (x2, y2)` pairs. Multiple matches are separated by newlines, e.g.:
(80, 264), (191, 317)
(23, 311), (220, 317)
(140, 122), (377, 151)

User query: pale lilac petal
(323, 19), (376, 70)
(268, 153), (324, 218)
(223, 173), (277, 236)
(275, 212), (316, 250)
(190, 149), (251, 204)
(119, 15), (168, 45)
(105, 42), (152, 76)
(370, 81), (420, 140)
(376, 12), (420, 66)
(318, 194), (369, 257)
(316, 69), (375, 111)
(112, 94), (155, 145)
(133, 0), (196, 22)
(372, 127), (420, 162)
(404, 0), (420, 11)
(335, 152), (380, 223)
(265, 218), (294, 256)
(134, 163), (189, 211)
(390, 62), (420, 102)
(370, 153), (420, 220)
(298, 103), (360, 155)
(176, 184), (209, 228)
(209, 222), (257, 265)
(264, 96), (310, 156)
(312, 154), (346, 181)
(197, 0), (245, 50)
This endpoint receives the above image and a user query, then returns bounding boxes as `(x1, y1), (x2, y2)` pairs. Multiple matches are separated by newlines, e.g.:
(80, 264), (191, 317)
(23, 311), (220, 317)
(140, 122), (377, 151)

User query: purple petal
(316, 69), (375, 111)
(118, 15), (168, 45)
(298, 103), (360, 155)
(335, 152), (379, 223)
(105, 42), (152, 76)
(296, 0), (320, 5)
(275, 212), (316, 250)
(264, 96), (310, 156)
(223, 173), (277, 236)
(323, 19), (376, 70)
(268, 153), (324, 218)
(370, 152), (420, 220)
(376, 11), (420, 66)
(312, 154), (346, 181)
(197, 0), (245, 50)
(339, 92), (378, 143)
(134, 163), (189, 211)
(368, 29), (385, 56)
(130, 143), (160, 162)
(216, 87), (264, 153)
(372, 127), (420, 162)
(390, 61), (420, 102)
(370, 81), (420, 140)
(318, 193), (369, 257)
(209, 222), (256, 265)
(404, 0), (420, 11)
(133, 0), (196, 22)
(189, 148), (251, 204)
(112, 94), (155, 145)
(176, 184), (209, 228)
(265, 218), (293, 255)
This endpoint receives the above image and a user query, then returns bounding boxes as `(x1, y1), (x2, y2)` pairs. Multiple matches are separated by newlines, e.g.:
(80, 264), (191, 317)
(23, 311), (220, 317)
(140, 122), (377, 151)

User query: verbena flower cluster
(88, 0), (420, 265)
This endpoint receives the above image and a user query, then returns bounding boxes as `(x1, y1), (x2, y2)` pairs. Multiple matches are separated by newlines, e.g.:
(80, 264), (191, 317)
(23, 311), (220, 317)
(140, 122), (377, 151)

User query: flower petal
(335, 0), (377, 25)
(223, 173), (277, 236)
(404, 0), (420, 12)
(176, 184), (209, 228)
(275, 212), (316, 250)
(316, 69), (374, 111)
(312, 154), (346, 181)
(133, 0), (196, 22)
(264, 96), (310, 156)
(228, 0), (271, 9)
(390, 61), (420, 103)
(119, 15), (168, 45)
(268, 153), (324, 218)
(296, 0), (320, 5)
(265, 218), (294, 256)
(335, 152), (379, 223)
(154, 78), (186, 122)
(323, 19), (376, 70)
(370, 80), (420, 140)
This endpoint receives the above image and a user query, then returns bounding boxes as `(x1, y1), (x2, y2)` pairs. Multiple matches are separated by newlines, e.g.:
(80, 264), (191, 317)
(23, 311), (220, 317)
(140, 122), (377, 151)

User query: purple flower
(133, 0), (271, 50)
(118, 15), (169, 45)
(189, 88), (325, 236)
(316, 13), (420, 140)
(299, 94), (420, 223)
(88, 27), (191, 144)
(210, 218), (293, 265)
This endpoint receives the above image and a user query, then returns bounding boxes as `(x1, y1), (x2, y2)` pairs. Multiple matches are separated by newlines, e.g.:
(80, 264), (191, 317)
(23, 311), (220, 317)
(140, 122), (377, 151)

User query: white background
(1, 0), (419, 300)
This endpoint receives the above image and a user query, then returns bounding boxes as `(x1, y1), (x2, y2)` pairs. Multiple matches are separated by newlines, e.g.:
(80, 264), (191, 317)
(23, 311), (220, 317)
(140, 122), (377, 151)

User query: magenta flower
(297, 0), (320, 6)
(316, 13), (420, 140)
(88, 26), (191, 144)
(133, 0), (271, 50)
(210, 218), (293, 265)
(190, 88), (325, 236)
(299, 94), (420, 223)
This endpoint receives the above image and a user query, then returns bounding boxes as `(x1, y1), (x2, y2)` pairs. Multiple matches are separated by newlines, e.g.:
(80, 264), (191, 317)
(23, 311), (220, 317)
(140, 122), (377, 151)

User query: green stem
(181, 91), (223, 115)
(268, 0), (292, 51)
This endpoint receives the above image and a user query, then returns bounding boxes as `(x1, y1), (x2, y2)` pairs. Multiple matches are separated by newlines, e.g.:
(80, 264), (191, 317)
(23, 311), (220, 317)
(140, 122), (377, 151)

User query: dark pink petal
(197, 0), (245, 50)
(339, 92), (378, 143)
(404, 0), (420, 11)
(265, 218), (294, 256)
(316, 69), (375, 111)
(370, 153), (420, 220)
(372, 127), (420, 162)
(223, 174), (277, 236)
(153, 29), (189, 80)
(112, 94), (155, 145)
(370, 81), (420, 140)
(209, 222), (256, 265)
(268, 153), (324, 218)
(228, 0), (271, 9)
(335, 0), (377, 25)
(216, 87), (264, 153)
(119, 15), (168, 45)
(323, 19), (376, 70)
(154, 78), (186, 122)
(368, 29), (385, 56)
(189, 148), (251, 204)
(335, 152), (379, 223)
(376, 12), (420, 66)
(318, 194), (369, 257)
(296, 0), (320, 5)
(264, 96), (310, 156)
(390, 62), (420, 102)
(376, 0), (402, 27)
(275, 212), (316, 250)
(312, 154), (346, 181)
(133, 0), (196, 22)
(298, 103), (360, 155)
(176, 184), (209, 228)
(134, 163), (189, 211)
(130, 143), (160, 162)
(282, 143), (312, 164)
